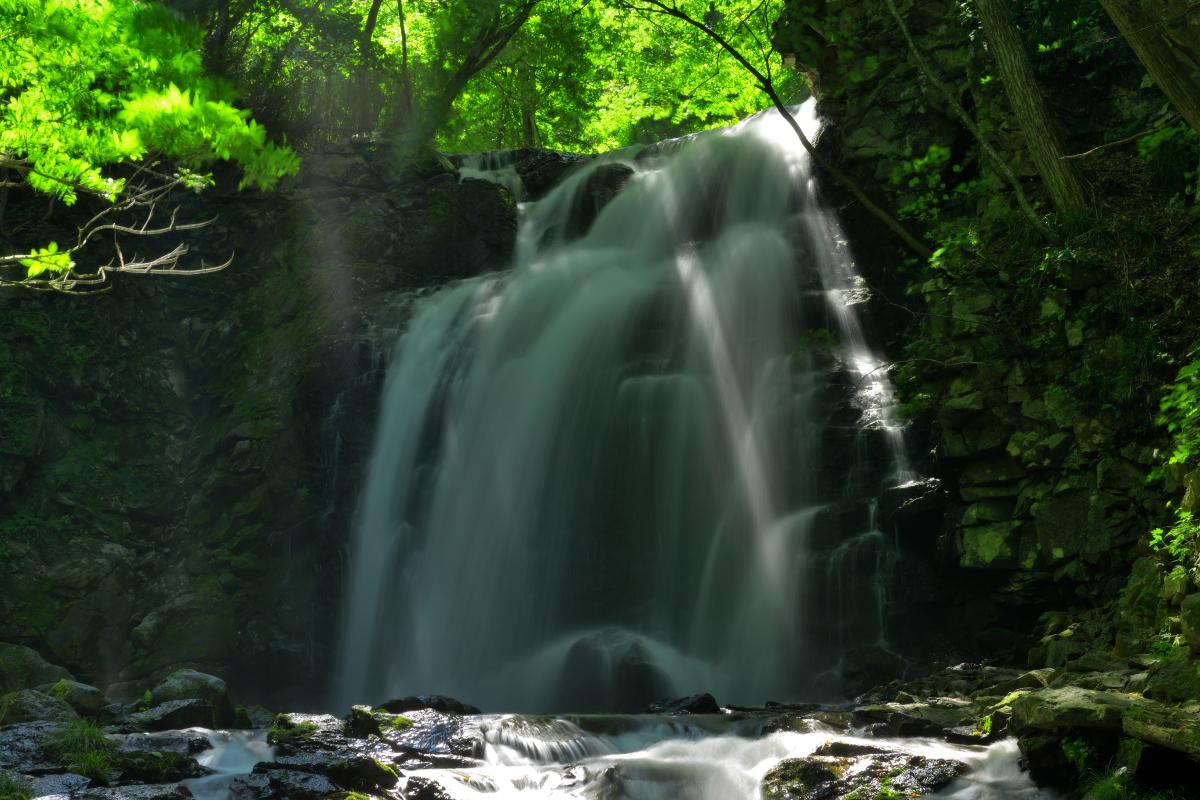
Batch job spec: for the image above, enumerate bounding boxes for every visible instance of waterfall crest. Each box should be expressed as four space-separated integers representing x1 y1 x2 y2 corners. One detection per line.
336 101 909 712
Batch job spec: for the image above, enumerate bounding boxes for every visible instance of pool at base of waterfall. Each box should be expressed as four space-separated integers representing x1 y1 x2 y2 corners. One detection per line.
184 712 1055 800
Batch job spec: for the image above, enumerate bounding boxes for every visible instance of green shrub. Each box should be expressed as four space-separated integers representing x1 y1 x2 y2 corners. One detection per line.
41 720 116 784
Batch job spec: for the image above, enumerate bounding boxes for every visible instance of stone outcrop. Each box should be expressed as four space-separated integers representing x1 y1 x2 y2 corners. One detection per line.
0 145 521 707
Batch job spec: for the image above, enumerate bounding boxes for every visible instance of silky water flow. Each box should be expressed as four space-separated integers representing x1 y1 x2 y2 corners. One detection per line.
338 102 914 714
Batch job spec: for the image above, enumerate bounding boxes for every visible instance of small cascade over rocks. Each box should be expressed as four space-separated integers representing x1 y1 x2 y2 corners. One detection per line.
337 101 912 713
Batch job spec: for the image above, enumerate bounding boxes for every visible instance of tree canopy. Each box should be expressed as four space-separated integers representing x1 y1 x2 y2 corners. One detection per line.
1 0 299 290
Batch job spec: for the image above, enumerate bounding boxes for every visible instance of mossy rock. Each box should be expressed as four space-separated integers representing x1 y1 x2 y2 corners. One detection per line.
0 644 71 694
149 669 236 728
37 680 105 716
0 689 79 725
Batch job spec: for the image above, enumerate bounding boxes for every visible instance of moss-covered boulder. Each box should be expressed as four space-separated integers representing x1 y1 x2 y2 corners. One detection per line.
0 644 71 694
0 689 79 725
1122 701 1200 761
760 747 965 800
149 669 236 728
37 680 106 717
1010 687 1135 734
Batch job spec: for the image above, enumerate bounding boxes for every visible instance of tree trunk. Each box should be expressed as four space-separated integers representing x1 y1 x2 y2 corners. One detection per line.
975 0 1088 215
1100 0 1200 136
519 62 538 147
357 0 385 132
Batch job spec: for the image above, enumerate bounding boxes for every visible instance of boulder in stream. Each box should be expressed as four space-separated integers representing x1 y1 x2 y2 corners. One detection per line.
646 693 721 715
148 669 237 728
761 745 966 800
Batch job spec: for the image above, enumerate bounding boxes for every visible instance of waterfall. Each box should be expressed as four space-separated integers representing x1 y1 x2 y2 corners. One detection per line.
335 101 910 712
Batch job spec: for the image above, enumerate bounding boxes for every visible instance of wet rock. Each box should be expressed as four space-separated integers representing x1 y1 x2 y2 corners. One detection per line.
148 669 237 728
120 730 212 757
507 149 590 200
30 771 91 796
877 477 948 537
842 645 907 696
810 740 887 758
250 767 341 798
554 630 673 712
229 773 274 799
1010 687 1136 733
35 680 107 717
266 713 347 752
761 748 965 799
268 751 399 792
761 759 838 797
130 699 215 731
0 721 63 772
383 708 483 759
646 693 721 715
70 785 195 799
378 695 481 716
114 750 209 783
0 643 72 693
562 163 635 240
854 697 975 737
0 688 80 724
404 775 454 800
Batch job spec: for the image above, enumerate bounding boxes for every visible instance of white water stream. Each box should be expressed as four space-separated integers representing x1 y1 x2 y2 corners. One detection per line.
413 725 1051 800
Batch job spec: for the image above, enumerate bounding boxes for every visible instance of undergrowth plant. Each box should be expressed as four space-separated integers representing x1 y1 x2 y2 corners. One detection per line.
0 771 32 800
41 720 116 784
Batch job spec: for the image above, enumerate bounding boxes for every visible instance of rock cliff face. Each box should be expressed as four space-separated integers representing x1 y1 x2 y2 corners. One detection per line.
776 0 1197 664
0 143 519 706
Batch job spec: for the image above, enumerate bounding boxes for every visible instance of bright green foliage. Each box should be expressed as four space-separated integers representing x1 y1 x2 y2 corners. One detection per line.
1150 509 1200 565
1 0 297 200
1 0 298 285
217 0 791 152
890 145 983 224
444 0 796 152
1157 350 1200 467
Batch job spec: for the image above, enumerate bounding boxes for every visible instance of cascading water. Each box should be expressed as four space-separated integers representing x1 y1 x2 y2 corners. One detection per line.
336 101 911 712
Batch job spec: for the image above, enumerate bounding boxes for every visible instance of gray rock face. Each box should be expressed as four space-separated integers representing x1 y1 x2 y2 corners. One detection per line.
0 644 72 693
0 143 522 707
0 688 80 724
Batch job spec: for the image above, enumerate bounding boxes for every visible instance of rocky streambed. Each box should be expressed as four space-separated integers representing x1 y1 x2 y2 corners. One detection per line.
4 640 1200 798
